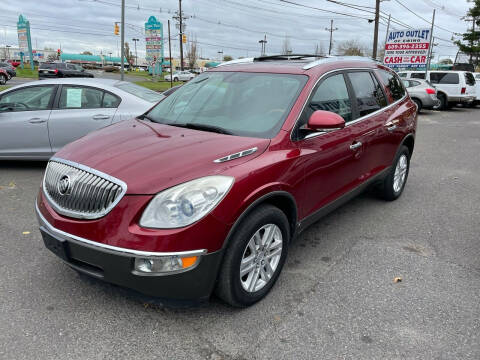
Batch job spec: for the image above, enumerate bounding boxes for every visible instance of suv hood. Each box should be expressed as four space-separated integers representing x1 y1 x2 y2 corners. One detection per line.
55 119 270 194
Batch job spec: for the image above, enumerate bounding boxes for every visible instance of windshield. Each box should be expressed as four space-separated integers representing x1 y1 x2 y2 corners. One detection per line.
145 71 307 138
115 82 164 103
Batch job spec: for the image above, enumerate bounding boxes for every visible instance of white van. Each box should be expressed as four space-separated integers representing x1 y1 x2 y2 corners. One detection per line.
474 73 480 106
397 70 476 109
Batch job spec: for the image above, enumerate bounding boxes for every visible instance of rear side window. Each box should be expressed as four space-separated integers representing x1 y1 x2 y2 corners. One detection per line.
308 73 352 123
59 86 104 109
398 72 407 78
409 80 421 87
465 73 475 86
378 70 405 102
430 72 459 84
348 71 387 117
102 92 121 108
411 73 426 79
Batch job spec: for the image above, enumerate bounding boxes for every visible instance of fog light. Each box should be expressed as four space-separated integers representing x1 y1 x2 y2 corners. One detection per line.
133 255 199 274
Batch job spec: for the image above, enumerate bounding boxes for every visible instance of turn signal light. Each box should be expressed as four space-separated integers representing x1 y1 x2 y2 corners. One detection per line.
425 88 435 94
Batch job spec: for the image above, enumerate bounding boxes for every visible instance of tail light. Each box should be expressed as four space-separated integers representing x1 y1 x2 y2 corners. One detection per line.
54 69 58 74
461 87 466 94
425 88 436 94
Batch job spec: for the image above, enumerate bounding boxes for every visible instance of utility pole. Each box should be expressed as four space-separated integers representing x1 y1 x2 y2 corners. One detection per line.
372 0 380 60
383 14 391 61
325 20 338 55
425 9 435 79
120 0 125 80
258 34 267 56
168 20 173 88
173 0 187 71
132 38 139 68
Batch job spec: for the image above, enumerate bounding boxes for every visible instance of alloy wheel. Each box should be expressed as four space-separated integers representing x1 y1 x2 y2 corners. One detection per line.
240 224 283 293
393 154 408 193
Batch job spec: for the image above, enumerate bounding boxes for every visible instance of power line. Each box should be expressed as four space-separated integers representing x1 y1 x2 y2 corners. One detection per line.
393 0 461 35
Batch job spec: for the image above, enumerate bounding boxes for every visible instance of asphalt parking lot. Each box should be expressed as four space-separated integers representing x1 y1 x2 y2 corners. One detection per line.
1 108 479 359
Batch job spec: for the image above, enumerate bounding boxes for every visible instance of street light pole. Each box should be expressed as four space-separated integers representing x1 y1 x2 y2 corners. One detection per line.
132 38 139 68
120 0 125 80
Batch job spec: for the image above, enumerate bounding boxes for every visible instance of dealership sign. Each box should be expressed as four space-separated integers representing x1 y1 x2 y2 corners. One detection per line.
17 14 35 70
145 16 163 74
383 28 431 69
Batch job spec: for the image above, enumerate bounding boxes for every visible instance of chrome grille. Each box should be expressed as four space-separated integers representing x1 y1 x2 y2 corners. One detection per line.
43 158 127 219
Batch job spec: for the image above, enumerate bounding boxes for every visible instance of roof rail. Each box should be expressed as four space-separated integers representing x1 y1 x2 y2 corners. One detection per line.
216 58 254 67
254 54 323 62
303 56 380 70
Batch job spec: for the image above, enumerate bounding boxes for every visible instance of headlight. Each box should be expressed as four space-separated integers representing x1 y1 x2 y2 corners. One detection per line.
139 176 234 229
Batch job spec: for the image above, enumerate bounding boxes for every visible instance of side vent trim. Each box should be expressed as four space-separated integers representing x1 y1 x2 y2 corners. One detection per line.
214 147 258 163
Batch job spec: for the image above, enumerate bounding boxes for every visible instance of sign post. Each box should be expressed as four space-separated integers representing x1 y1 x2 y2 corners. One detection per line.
145 16 164 76
383 28 432 71
17 15 35 71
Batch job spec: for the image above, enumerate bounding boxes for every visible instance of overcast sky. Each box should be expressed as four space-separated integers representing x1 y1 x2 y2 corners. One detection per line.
1 0 473 61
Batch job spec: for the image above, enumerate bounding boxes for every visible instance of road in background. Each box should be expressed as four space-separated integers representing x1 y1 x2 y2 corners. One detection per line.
0 108 479 359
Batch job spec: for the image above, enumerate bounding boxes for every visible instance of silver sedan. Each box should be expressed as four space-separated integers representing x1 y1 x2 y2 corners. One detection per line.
0 78 164 160
402 79 440 112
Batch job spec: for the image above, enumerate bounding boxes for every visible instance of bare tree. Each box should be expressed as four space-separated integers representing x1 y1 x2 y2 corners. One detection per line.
281 36 292 55
336 39 366 56
187 38 198 70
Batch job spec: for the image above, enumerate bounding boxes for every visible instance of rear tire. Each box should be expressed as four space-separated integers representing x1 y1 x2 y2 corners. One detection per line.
412 98 422 113
379 145 410 201
173 77 178 82
215 204 290 307
435 93 447 110
0 74 6 85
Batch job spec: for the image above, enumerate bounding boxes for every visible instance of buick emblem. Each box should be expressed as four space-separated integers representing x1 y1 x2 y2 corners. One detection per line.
58 175 72 196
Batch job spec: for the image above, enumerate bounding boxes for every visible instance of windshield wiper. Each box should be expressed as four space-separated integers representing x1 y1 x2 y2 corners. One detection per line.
173 123 233 135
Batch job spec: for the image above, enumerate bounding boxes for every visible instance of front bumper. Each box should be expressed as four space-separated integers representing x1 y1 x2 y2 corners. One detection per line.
448 95 475 103
36 203 224 301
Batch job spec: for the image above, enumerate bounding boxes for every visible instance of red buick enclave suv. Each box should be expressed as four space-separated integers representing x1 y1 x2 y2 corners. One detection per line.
36 55 417 307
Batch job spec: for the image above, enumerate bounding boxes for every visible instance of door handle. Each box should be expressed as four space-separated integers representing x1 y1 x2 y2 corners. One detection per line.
28 118 46 124
385 119 399 132
349 141 362 150
386 124 397 132
92 114 110 120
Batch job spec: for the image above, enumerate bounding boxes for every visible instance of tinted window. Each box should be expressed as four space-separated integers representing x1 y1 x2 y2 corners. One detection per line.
302 73 352 125
398 72 407 78
465 73 475 86
378 70 405 101
0 86 54 112
348 72 387 117
411 73 426 79
430 72 459 84
146 72 308 139
102 92 121 108
59 86 103 109
409 80 421 87
475 74 480 80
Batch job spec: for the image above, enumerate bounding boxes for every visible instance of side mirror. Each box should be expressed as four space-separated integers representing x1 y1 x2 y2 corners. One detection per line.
307 110 345 131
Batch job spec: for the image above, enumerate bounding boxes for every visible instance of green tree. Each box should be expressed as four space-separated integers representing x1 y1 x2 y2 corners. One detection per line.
223 55 233 61
81 51 93 55
455 0 480 64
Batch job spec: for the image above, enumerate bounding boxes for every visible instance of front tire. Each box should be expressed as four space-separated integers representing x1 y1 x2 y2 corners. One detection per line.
434 93 447 110
379 145 410 201
0 74 6 85
173 77 178 82
215 204 290 307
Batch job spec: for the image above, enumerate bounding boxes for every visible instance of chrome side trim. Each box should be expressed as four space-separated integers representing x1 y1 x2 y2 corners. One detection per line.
42 157 127 220
213 147 258 163
291 67 407 141
35 201 207 258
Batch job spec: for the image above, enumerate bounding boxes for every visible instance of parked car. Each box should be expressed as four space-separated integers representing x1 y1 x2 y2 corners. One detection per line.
0 62 17 78
38 62 95 79
165 70 196 82
0 78 164 159
402 79 440 112
397 70 476 110
7 60 20 67
36 55 417 307
0 68 9 85
474 73 480 106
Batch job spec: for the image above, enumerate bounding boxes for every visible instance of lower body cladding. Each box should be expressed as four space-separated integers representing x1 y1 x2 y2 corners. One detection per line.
36 206 224 301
